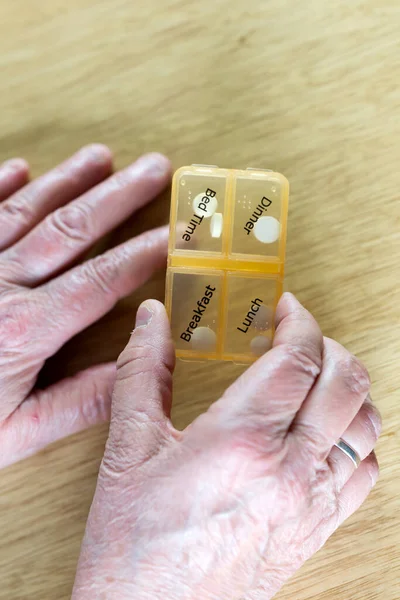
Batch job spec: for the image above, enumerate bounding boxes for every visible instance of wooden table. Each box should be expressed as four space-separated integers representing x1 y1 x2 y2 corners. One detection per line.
0 1 399 598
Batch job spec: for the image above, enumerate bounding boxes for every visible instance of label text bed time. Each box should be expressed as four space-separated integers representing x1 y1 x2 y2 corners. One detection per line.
182 188 217 242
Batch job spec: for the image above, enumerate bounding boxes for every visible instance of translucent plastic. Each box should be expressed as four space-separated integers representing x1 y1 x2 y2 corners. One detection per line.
224 274 278 358
165 165 289 363
172 168 229 254
168 270 222 356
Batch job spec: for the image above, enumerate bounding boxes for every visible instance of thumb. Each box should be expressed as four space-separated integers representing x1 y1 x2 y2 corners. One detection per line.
103 299 177 474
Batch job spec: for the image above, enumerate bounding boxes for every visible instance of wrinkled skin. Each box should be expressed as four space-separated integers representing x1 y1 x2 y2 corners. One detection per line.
73 297 381 600
0 149 381 599
0 146 171 466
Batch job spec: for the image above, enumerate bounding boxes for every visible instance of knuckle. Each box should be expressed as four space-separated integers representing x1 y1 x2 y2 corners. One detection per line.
282 442 338 520
292 422 330 464
279 343 322 379
0 295 35 351
81 253 120 296
1 191 35 226
0 253 25 285
47 204 93 245
116 340 174 402
335 354 371 397
117 339 158 371
118 340 170 384
100 445 132 479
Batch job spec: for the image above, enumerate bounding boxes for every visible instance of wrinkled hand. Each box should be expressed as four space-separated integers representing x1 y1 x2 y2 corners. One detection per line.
0 147 171 468
73 294 381 600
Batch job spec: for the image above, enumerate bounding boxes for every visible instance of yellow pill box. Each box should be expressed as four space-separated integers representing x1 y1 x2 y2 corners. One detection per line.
165 165 289 363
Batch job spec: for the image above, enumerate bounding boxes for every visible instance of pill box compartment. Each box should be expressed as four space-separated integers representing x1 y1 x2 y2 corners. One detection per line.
166 269 282 362
166 269 223 358
170 167 229 255
229 172 288 261
223 273 281 361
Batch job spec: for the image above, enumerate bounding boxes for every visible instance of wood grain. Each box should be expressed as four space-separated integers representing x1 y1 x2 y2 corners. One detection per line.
0 0 399 598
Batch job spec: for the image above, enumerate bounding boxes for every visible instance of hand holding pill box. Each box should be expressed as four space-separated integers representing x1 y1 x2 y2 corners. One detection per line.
165 165 289 363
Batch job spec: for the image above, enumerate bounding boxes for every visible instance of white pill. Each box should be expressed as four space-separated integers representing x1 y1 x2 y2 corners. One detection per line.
191 327 217 352
192 192 218 218
253 216 280 244
250 335 272 356
210 213 223 238
252 304 273 331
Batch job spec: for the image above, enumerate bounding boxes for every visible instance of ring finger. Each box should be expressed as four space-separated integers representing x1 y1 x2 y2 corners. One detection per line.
290 337 372 463
328 396 381 490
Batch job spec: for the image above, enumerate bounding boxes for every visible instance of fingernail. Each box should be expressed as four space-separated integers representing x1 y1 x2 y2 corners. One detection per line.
368 455 380 486
136 153 171 176
368 412 382 439
135 303 153 328
87 144 112 164
2 158 28 172
281 292 302 309
369 466 379 487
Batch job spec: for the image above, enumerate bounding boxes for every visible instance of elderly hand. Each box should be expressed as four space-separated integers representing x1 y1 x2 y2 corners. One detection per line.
0 146 171 468
73 294 381 600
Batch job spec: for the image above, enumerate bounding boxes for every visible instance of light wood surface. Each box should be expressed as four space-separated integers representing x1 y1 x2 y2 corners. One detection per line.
1 1 399 598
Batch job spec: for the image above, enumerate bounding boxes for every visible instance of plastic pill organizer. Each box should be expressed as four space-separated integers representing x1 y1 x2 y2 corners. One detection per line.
165 165 289 363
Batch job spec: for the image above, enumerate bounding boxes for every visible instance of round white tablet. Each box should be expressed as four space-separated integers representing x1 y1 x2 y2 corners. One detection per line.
250 335 272 356
192 192 218 219
210 213 223 238
253 216 280 244
191 327 217 352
